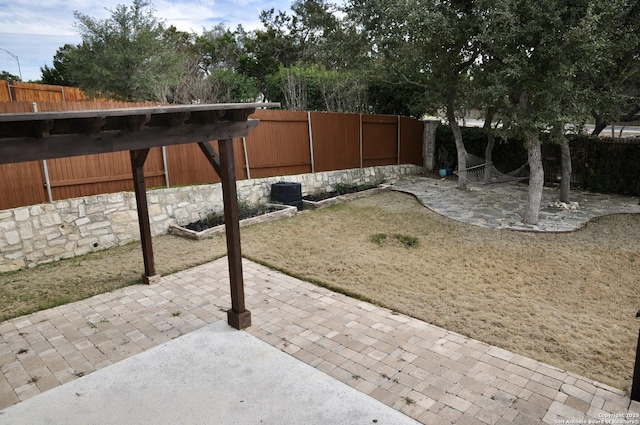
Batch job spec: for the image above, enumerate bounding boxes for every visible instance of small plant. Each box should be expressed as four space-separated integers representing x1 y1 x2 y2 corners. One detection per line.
370 233 419 248
171 310 181 317
370 233 388 246
351 374 361 380
393 234 419 248
186 202 279 232
403 396 415 405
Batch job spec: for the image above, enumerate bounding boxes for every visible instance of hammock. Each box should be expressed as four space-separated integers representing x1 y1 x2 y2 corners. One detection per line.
454 153 529 185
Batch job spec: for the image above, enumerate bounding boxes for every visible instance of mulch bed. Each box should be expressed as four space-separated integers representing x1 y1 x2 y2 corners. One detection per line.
185 203 279 232
303 183 378 202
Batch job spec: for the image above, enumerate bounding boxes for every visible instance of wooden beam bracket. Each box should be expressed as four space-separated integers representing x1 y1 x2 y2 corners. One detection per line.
83 116 107 135
223 108 255 122
126 114 151 132
166 112 190 128
197 141 222 177
33 120 54 138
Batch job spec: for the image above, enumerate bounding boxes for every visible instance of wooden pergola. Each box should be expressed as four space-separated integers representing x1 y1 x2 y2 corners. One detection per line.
0 103 278 330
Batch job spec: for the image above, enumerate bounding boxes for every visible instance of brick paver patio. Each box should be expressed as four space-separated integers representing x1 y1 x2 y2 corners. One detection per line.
1 257 639 424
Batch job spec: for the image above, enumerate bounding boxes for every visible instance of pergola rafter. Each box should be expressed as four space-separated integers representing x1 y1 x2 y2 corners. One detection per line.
0 102 278 330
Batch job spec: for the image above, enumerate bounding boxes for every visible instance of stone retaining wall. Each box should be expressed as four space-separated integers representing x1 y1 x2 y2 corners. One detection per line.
0 164 422 272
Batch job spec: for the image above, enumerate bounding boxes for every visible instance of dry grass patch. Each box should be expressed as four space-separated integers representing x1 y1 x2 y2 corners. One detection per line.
0 235 228 322
240 192 640 392
0 190 638 392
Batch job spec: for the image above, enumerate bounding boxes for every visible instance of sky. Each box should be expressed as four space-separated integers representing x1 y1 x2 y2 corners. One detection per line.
0 0 293 82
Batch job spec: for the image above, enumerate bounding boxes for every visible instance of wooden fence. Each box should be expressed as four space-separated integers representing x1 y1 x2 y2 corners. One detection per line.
0 100 424 210
0 80 87 103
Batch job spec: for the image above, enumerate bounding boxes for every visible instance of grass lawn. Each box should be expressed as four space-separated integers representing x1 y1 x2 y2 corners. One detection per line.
1 191 639 392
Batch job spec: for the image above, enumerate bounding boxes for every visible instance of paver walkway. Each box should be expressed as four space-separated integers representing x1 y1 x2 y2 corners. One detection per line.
393 176 640 232
1 258 638 424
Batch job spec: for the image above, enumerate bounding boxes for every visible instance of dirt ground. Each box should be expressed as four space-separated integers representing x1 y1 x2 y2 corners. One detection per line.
1 190 639 392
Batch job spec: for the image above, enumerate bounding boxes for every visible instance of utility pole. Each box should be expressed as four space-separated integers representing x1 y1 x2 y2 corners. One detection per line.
0 47 23 81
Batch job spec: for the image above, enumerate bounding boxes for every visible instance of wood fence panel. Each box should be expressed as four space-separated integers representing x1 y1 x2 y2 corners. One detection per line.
0 81 88 102
362 114 398 167
0 162 47 209
165 138 247 187
244 110 311 178
0 82 10 103
48 148 165 200
399 117 424 166
166 144 219 186
310 111 360 172
0 100 155 114
0 89 425 208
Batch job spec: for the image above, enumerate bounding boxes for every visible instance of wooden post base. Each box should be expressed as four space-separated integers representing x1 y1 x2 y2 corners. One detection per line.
142 274 162 285
227 309 251 330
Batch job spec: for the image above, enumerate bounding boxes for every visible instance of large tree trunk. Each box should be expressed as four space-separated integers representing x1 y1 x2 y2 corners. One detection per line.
446 101 467 190
483 109 495 184
523 132 544 225
591 113 607 136
559 137 572 203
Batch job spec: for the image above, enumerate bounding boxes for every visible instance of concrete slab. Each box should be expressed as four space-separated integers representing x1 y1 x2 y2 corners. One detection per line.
0 320 419 425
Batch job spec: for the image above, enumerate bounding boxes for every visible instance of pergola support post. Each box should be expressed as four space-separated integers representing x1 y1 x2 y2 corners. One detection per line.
130 148 160 285
218 138 251 329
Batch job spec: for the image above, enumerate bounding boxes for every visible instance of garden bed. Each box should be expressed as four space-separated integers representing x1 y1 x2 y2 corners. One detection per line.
302 183 390 210
169 203 297 240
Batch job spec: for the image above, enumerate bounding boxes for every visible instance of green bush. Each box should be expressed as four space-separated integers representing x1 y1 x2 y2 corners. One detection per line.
435 125 640 196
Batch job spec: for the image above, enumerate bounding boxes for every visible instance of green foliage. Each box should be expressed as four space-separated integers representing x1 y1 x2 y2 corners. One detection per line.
208 69 259 103
40 44 77 86
370 233 388 246
573 137 640 196
435 126 528 172
0 70 20 81
266 64 369 112
393 234 419 249
67 0 184 101
369 232 419 248
436 125 640 196
199 202 279 229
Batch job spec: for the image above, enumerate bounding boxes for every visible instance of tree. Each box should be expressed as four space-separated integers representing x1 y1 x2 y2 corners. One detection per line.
477 0 605 224
346 0 483 189
584 1 640 135
40 44 77 86
0 71 20 81
266 64 369 112
67 0 183 101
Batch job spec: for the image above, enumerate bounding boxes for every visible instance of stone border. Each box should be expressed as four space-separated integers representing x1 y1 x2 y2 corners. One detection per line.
168 204 297 240
0 164 423 272
302 185 391 210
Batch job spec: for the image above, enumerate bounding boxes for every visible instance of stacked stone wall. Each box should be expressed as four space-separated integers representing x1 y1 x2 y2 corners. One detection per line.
0 165 422 272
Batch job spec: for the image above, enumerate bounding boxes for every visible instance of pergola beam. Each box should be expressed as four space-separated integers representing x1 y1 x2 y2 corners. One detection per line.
0 119 259 165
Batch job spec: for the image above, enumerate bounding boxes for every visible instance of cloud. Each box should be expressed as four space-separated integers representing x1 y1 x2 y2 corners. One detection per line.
1 0 293 81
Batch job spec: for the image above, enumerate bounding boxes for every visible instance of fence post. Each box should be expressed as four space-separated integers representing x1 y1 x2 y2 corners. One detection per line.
31 102 54 203
359 114 363 169
161 146 170 188
307 111 315 173
242 137 251 179
632 309 640 401
397 116 401 165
